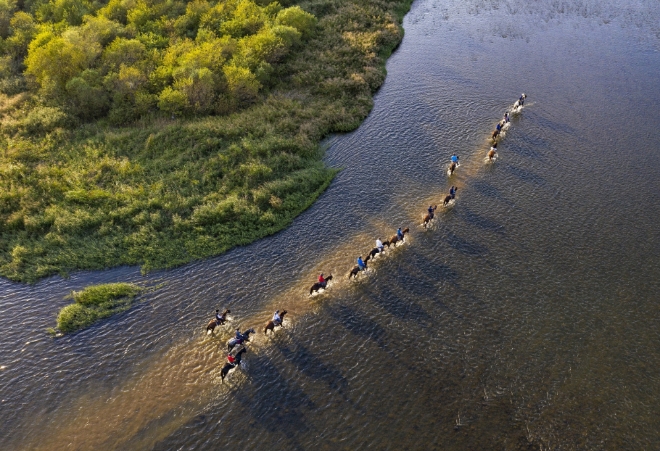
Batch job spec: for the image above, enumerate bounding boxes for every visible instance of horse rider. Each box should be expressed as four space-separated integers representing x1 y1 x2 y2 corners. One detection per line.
427 205 435 220
450 186 457 199
496 122 502 132
503 112 510 123
272 310 282 326
318 273 326 287
519 93 525 105
357 256 366 271
397 228 404 241
376 238 384 252
215 309 225 323
234 328 247 343
491 142 498 151
451 153 459 165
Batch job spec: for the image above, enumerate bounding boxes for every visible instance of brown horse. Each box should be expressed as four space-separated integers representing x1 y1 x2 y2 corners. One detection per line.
385 227 410 247
206 309 230 335
348 261 368 279
264 310 287 334
310 275 333 295
448 162 457 175
443 194 453 207
422 206 437 228
488 148 497 161
491 129 500 140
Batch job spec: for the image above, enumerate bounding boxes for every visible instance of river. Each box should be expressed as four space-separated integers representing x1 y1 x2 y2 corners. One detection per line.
2 0 660 449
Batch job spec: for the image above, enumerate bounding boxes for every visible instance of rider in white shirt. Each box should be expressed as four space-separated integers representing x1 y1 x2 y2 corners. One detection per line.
272 310 282 325
376 239 384 252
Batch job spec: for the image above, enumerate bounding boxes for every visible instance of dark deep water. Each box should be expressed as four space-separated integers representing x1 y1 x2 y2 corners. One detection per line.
2 0 660 449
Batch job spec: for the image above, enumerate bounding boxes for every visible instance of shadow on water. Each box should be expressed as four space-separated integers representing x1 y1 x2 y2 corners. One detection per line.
233 354 316 450
278 343 349 393
326 303 390 350
505 165 546 187
459 207 506 235
471 180 516 207
445 231 490 257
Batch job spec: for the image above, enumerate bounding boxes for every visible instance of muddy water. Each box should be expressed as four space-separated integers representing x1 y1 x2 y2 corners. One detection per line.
2 0 660 449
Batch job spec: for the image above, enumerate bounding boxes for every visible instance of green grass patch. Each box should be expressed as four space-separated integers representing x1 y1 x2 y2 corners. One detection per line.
55 282 142 334
0 0 413 283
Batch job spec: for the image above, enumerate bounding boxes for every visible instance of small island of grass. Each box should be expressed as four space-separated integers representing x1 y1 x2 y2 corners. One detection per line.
55 282 142 333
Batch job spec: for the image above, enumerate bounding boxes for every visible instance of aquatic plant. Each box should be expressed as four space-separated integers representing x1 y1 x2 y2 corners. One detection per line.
55 282 142 333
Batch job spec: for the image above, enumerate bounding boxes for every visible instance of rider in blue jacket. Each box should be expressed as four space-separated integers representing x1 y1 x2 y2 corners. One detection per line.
357 256 366 270
397 228 404 241
450 186 457 199
451 154 459 165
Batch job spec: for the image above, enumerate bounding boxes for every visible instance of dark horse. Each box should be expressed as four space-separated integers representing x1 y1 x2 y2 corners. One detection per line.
220 346 247 383
365 247 383 262
348 261 368 279
385 227 410 248
264 310 287 334
492 129 500 139
309 275 333 295
443 194 454 207
448 162 457 175
227 328 255 352
206 309 230 335
422 206 437 228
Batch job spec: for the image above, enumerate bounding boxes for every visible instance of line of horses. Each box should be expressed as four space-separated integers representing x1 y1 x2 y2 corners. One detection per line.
209 95 527 382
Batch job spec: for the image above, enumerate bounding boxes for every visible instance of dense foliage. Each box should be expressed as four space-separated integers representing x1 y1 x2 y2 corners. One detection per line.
55 282 141 332
0 0 411 282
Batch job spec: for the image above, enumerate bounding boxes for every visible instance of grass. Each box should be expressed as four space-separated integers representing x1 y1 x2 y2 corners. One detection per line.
55 282 142 333
0 0 414 283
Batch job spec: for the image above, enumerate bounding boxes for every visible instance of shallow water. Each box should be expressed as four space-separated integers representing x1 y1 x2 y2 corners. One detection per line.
2 0 660 449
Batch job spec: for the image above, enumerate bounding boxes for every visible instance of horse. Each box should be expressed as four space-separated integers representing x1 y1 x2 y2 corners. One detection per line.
448 162 457 175
309 275 333 295
443 194 455 207
227 328 255 352
206 309 230 335
487 148 497 161
491 129 500 140
348 261 368 279
365 247 383 262
220 346 247 383
422 206 437 228
385 227 410 247
512 93 527 111
264 310 287 334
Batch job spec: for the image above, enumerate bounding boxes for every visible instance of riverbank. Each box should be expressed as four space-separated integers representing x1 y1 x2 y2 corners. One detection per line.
0 0 413 283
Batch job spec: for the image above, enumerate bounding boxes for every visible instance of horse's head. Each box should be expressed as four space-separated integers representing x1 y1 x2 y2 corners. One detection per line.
245 328 255 337
402 227 410 235
326 274 333 281
224 309 231 315
281 310 288 319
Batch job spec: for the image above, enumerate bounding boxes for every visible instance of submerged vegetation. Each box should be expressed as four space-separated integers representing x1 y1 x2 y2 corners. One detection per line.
55 282 142 333
0 0 413 282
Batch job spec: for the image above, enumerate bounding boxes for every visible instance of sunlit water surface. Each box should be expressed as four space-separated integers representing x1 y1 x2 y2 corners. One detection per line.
2 0 660 449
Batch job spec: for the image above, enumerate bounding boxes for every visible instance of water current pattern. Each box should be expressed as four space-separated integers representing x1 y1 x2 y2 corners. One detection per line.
2 0 660 449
